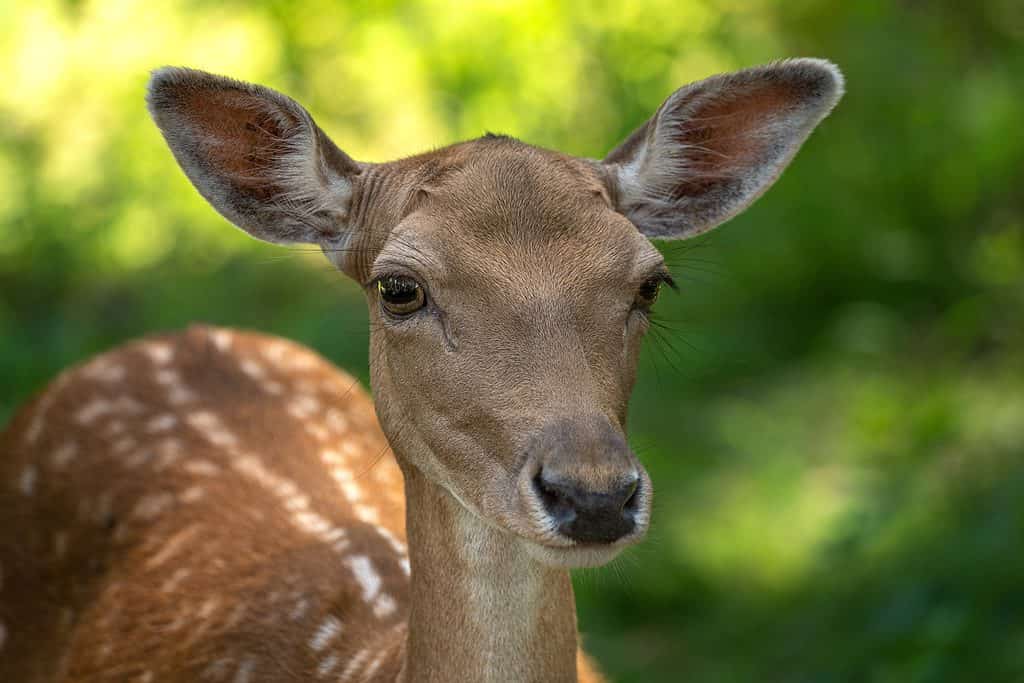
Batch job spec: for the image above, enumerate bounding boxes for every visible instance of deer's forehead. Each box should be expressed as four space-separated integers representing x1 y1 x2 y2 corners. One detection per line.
374 144 658 289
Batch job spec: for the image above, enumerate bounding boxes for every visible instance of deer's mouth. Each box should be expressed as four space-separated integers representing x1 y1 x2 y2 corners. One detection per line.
520 533 647 569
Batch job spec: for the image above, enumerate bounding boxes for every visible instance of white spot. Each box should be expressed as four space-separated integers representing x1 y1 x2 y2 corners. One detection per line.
146 526 200 569
168 386 197 405
262 380 284 395
305 423 329 441
373 525 407 557
287 352 318 371
339 648 371 682
23 375 69 445
136 671 154 683
310 615 343 651
201 657 232 681
132 493 174 521
341 480 361 502
239 359 266 380
262 342 289 364
181 486 206 503
399 558 411 576
113 436 138 454
116 396 145 414
124 450 154 469
154 439 185 471
188 411 238 447
226 603 248 628
290 597 311 621
184 460 221 477
346 555 381 603
295 378 318 394
75 398 114 425
165 613 189 632
232 454 349 555
155 369 178 385
156 368 197 404
294 511 332 536
18 466 37 496
104 365 128 382
143 342 174 365
363 649 390 680
326 409 349 434
354 504 380 525
287 395 321 421
83 359 126 383
209 329 233 352
145 414 178 433
24 415 45 445
161 567 190 593
317 652 341 678
103 419 127 437
373 594 397 619
199 597 220 619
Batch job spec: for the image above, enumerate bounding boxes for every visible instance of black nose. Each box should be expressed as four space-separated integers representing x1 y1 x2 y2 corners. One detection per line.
533 470 639 544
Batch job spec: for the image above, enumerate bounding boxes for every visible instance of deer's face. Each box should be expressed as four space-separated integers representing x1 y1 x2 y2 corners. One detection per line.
361 144 663 566
148 60 843 568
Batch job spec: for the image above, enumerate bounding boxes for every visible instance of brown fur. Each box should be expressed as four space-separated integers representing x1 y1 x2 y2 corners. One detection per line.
0 326 605 682
1 60 843 681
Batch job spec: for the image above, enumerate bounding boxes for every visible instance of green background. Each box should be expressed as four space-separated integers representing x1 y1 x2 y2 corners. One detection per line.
2 1 1023 680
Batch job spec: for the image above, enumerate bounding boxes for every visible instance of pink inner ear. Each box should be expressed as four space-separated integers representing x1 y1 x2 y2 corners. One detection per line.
666 81 798 199
178 88 299 200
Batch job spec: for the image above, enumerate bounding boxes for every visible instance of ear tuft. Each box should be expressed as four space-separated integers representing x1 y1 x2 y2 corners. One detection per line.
147 67 360 246
605 59 844 240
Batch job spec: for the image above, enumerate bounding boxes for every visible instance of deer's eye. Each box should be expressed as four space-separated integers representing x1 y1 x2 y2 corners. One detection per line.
378 275 426 316
635 277 662 309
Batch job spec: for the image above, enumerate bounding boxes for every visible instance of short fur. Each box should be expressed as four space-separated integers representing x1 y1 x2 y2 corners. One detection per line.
1 60 842 681
605 58 844 238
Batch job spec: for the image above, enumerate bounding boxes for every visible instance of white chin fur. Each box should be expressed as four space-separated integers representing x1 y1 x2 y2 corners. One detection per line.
520 538 631 569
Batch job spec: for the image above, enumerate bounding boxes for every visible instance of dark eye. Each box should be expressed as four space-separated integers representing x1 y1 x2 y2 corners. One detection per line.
377 275 426 316
635 277 662 309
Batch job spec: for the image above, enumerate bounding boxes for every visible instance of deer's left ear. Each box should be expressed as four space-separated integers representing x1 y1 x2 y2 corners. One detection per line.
147 67 361 247
603 59 844 240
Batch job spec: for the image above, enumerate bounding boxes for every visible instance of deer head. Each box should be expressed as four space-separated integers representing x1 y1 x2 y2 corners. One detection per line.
147 59 843 570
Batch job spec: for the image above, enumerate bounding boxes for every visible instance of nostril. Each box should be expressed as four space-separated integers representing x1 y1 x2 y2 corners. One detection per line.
621 479 640 513
532 470 557 508
532 470 576 525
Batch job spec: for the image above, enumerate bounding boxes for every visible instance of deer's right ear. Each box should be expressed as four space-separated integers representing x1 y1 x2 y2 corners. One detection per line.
603 59 844 241
147 67 360 247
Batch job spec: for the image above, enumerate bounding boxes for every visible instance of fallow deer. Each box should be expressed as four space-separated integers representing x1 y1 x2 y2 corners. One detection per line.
0 59 843 682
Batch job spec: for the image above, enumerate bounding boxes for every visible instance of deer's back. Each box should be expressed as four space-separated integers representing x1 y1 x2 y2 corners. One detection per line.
0 325 409 682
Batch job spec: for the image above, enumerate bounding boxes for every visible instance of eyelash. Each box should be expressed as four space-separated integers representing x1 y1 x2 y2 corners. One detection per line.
633 273 675 311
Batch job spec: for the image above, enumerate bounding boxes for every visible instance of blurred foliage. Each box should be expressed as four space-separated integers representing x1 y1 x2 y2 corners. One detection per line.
2 1 1023 681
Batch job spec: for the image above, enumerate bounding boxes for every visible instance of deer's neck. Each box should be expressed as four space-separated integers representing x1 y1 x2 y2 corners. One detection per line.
398 467 579 683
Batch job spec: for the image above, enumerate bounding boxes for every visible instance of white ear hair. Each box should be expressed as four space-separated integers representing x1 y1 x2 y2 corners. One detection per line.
147 67 361 246
605 59 844 240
